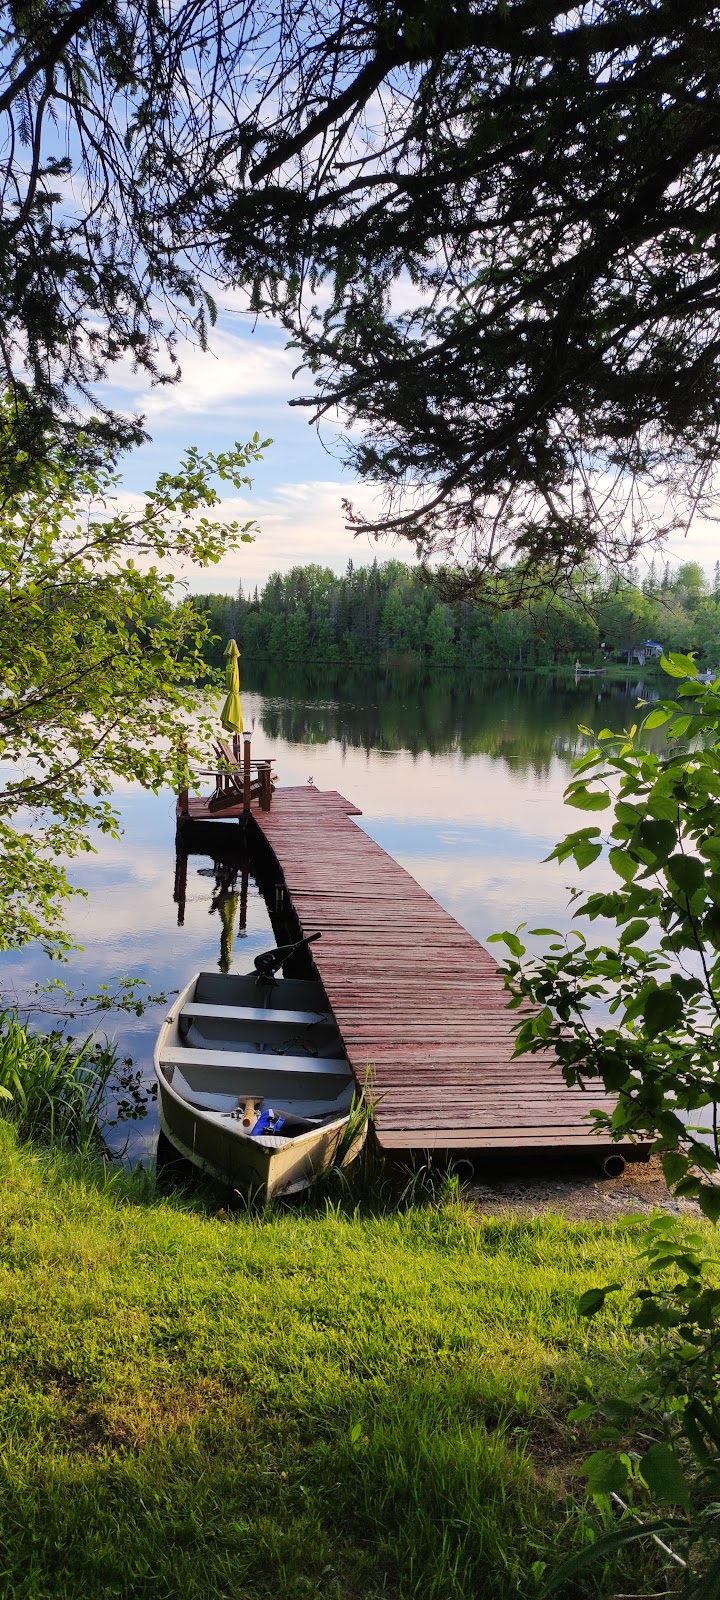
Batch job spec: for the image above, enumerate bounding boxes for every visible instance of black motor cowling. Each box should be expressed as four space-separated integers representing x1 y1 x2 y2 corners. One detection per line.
254 930 321 980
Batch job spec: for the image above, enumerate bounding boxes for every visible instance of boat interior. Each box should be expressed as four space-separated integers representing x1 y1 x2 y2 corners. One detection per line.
158 970 354 1138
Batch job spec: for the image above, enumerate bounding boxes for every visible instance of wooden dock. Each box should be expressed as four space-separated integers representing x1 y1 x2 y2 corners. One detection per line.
248 784 621 1156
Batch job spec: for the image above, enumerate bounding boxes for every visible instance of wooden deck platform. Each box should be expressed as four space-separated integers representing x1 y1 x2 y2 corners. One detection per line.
182 795 247 820
250 785 621 1156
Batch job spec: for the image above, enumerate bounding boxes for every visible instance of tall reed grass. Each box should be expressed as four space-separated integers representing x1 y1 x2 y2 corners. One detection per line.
0 1012 116 1151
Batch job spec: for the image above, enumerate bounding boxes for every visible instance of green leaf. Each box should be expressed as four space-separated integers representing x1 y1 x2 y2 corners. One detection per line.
581 1450 629 1495
697 1185 720 1223
643 706 673 729
662 1151 689 1187
577 1284 622 1317
685 1398 720 1452
702 906 720 947
567 1401 594 1422
487 931 525 957
599 1396 636 1426
618 919 650 946
639 1443 690 1507
616 802 643 825
667 854 705 896
546 826 602 864
661 652 698 678
565 786 611 811
666 713 695 741
643 987 684 1038
670 973 703 999
574 839 603 868
608 847 638 884
637 819 677 861
648 789 681 821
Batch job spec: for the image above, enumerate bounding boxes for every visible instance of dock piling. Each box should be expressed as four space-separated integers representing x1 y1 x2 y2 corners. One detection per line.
243 734 251 811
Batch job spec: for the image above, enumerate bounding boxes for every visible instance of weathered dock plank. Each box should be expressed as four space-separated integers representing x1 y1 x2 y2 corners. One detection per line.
252 785 621 1156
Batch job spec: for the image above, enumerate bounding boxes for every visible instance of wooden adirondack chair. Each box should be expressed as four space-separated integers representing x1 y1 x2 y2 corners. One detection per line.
206 738 275 811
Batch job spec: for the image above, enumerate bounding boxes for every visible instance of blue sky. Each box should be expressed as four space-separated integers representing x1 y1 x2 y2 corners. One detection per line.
95 295 719 597
95 299 389 596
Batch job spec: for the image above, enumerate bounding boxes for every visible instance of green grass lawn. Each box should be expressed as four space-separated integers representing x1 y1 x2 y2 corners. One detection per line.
0 1125 667 1600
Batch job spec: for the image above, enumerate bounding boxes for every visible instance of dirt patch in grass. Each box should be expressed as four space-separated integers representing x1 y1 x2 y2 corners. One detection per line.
466 1152 699 1221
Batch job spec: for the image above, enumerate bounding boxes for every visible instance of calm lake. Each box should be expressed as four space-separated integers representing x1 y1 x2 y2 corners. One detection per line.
0 666 648 1161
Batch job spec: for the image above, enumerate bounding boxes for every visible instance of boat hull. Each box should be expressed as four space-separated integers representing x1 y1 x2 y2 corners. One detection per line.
154 970 366 1201
157 1080 364 1200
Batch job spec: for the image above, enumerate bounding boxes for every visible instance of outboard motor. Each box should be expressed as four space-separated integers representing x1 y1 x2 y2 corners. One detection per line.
254 931 321 982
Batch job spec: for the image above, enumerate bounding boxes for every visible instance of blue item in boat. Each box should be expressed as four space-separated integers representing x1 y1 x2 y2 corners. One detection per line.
250 1109 285 1138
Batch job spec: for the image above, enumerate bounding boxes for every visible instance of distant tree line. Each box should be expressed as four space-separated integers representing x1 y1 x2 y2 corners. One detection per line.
191 559 720 671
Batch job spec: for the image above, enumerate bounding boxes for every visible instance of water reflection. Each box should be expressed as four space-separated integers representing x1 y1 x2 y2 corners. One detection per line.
175 846 251 972
0 799 276 1162
249 662 649 773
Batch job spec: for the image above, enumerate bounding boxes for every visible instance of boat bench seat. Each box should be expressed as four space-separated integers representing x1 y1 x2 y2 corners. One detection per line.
179 1002 332 1027
160 1046 351 1077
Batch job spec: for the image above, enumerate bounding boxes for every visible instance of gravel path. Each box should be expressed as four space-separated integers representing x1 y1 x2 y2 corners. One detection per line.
465 1153 701 1222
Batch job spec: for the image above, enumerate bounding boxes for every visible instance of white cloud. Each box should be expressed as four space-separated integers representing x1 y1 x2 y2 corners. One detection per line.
92 302 720 587
96 477 399 592
183 479 396 591
83 302 300 425
662 518 720 570
133 328 297 417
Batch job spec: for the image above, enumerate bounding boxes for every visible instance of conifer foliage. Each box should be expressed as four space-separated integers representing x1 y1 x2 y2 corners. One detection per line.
3 1 720 597
218 0 720 591
194 559 720 670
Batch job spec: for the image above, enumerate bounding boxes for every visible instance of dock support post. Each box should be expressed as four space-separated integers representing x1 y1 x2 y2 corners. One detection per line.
259 761 272 811
243 734 252 811
176 734 189 815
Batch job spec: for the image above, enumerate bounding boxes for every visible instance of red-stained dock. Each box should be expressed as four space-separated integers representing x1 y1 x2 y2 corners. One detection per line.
247 784 621 1156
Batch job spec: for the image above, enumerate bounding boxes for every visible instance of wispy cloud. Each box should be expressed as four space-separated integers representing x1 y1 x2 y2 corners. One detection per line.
92 306 720 584
187 478 393 592
105 478 394 592
109 327 299 417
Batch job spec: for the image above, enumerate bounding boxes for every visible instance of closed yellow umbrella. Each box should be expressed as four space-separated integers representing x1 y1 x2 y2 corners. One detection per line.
220 638 243 734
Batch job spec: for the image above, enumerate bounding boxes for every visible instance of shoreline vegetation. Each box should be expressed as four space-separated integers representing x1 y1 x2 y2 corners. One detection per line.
0 1120 679 1600
192 558 720 673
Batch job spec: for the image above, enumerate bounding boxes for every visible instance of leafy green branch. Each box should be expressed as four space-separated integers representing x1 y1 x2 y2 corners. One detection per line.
491 653 720 1594
0 394 270 955
491 653 720 1214
542 1216 720 1598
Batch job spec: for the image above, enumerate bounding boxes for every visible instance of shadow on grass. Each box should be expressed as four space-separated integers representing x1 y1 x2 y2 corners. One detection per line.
0 1355 601 1600
0 1122 653 1600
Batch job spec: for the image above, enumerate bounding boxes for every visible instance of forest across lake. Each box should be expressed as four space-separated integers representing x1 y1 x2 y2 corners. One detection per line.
191 557 720 671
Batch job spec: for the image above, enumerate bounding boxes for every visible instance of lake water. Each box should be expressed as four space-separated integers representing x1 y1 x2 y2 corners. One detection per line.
0 667 647 1161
